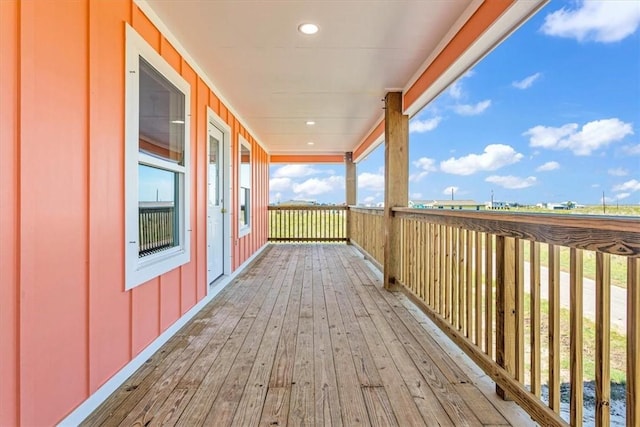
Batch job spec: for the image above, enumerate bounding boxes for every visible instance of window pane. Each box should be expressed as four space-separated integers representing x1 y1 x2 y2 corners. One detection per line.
138 164 178 257
240 187 250 227
139 57 185 165
240 143 251 188
209 135 220 206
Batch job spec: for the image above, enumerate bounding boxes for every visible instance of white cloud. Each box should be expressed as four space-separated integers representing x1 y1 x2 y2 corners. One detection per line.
411 192 423 199
623 144 640 155
410 172 429 182
448 81 464 100
292 176 344 196
413 157 437 171
440 144 523 175
608 167 629 177
536 161 560 172
442 186 459 196
512 72 542 89
485 175 537 189
448 70 475 100
615 192 631 200
410 157 437 181
541 1 640 43
410 116 442 133
269 177 292 192
363 196 376 204
612 179 640 193
524 118 634 155
453 100 491 116
358 172 385 192
272 164 319 178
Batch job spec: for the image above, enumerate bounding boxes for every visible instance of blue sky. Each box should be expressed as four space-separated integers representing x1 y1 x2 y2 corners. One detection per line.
270 0 640 206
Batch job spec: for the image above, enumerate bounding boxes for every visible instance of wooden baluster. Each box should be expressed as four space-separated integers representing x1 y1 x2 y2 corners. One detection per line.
530 241 541 398
435 224 441 313
595 252 610 427
495 236 516 400
459 227 464 328
628 257 640 427
485 233 493 358
419 221 425 300
475 232 482 346
548 244 561 413
466 230 473 339
426 224 436 308
570 248 583 426
515 238 525 383
458 229 466 334
452 227 459 329
444 226 451 322
440 225 447 316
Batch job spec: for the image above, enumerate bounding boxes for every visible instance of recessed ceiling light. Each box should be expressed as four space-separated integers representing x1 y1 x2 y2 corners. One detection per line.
306 120 315 126
307 141 315 145
170 120 185 124
298 23 319 35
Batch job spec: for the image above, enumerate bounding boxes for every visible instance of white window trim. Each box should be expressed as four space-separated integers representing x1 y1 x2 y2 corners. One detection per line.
238 135 251 237
125 24 191 290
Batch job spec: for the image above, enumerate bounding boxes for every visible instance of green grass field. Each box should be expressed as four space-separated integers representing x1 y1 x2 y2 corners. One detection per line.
511 204 640 217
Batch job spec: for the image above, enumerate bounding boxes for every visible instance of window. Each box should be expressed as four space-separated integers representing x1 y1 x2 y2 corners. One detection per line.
239 136 251 235
125 25 191 289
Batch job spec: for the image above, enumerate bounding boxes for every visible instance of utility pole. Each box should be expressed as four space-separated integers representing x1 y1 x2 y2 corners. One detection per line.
451 187 454 200
602 191 606 214
491 190 494 210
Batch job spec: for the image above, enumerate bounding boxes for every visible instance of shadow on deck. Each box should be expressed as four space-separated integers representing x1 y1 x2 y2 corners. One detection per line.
82 244 534 426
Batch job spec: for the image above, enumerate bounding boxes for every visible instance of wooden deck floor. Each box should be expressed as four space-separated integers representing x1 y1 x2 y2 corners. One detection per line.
82 244 533 426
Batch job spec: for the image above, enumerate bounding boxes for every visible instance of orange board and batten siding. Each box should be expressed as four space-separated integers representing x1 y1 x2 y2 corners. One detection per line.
0 1 268 425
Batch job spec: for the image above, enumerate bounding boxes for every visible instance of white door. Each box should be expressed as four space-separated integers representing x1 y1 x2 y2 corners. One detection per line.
207 124 225 284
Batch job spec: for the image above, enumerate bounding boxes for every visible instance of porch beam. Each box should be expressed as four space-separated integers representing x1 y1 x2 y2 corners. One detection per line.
383 92 408 290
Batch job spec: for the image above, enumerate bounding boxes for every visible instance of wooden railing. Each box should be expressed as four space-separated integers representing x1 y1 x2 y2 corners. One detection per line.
350 207 640 426
139 205 176 257
349 207 384 268
268 205 347 242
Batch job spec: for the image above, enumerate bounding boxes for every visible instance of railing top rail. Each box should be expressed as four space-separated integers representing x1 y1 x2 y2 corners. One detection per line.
348 206 384 214
392 207 640 257
268 205 347 211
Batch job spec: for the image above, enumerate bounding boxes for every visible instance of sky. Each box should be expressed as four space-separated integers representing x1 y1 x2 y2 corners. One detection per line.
269 0 640 206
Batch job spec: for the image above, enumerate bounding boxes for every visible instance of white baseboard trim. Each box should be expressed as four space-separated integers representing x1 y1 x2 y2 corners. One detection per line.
58 243 268 426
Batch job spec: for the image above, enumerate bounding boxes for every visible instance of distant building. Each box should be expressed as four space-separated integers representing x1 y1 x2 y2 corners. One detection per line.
410 199 485 211
278 199 318 206
486 200 510 210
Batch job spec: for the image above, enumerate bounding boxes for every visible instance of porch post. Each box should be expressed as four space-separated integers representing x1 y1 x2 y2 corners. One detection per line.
383 92 408 290
345 152 356 243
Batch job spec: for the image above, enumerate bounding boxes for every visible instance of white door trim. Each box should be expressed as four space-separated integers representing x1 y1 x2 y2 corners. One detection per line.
206 107 232 289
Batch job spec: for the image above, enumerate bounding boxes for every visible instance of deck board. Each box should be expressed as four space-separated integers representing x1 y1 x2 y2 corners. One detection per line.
83 244 531 426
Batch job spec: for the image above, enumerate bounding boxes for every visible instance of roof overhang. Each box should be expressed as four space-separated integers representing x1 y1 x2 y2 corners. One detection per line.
137 0 547 162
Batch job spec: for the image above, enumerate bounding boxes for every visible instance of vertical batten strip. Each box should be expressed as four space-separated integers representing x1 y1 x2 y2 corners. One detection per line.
595 252 610 427
628 257 640 427
548 244 561 413
570 248 584 426
530 241 541 397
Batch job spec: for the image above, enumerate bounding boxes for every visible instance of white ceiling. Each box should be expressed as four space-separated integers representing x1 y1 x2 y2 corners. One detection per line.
141 0 542 158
